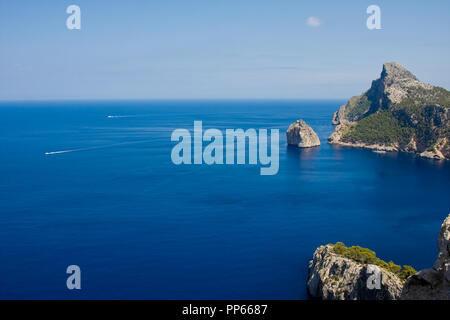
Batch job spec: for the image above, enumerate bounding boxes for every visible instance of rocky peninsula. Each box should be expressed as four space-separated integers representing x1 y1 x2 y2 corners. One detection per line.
307 214 450 300
329 62 450 160
286 120 320 148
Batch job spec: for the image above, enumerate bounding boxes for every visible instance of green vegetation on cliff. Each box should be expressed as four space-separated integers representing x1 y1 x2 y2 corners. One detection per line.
331 242 416 281
396 86 450 109
345 95 371 121
342 111 412 145
331 63 450 159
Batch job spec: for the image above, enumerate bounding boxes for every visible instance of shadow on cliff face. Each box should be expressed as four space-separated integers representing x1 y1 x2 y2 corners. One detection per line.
356 267 398 300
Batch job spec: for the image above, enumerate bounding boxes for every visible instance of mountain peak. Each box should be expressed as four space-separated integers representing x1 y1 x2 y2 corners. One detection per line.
381 62 418 81
329 62 450 160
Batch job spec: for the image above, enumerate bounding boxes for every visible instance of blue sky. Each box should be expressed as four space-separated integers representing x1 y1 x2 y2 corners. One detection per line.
1 0 449 100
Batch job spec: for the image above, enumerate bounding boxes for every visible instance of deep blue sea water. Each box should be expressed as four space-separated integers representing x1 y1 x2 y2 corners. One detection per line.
0 100 449 299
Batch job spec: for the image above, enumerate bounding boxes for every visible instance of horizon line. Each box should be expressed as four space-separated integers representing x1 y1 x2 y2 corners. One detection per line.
0 97 348 103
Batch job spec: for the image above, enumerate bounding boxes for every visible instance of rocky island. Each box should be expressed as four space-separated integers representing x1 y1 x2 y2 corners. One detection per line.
329 62 450 160
286 120 320 148
307 214 450 300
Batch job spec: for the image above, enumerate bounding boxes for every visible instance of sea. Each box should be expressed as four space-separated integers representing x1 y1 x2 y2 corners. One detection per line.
0 100 448 299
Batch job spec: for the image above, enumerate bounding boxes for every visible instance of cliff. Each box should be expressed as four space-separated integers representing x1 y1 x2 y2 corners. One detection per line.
286 120 320 148
401 215 450 300
329 62 450 160
307 244 406 300
307 214 450 300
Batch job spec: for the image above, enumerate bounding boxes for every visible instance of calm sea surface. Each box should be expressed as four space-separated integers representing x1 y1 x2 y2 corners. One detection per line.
0 100 449 299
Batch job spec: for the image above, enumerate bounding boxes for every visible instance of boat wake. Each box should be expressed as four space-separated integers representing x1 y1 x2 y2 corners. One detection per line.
44 140 152 156
45 146 100 155
45 150 78 155
107 115 145 118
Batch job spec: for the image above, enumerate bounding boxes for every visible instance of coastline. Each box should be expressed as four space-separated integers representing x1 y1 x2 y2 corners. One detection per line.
328 139 448 160
328 140 398 152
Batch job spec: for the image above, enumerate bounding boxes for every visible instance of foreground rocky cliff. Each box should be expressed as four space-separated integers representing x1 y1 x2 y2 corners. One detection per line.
307 245 404 300
329 62 450 160
307 214 450 300
402 215 450 299
286 120 320 148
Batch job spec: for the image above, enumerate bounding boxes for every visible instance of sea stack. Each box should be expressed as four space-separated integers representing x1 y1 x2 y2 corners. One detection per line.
286 120 320 148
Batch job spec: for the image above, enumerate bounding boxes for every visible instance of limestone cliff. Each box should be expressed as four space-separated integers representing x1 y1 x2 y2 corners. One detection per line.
286 120 320 148
307 245 404 300
329 62 450 160
401 215 450 300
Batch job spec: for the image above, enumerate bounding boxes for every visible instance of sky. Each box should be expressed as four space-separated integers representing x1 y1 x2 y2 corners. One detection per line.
1 0 450 100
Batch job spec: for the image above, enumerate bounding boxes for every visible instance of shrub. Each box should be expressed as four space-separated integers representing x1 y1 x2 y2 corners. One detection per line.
342 111 412 145
346 95 371 121
331 242 416 281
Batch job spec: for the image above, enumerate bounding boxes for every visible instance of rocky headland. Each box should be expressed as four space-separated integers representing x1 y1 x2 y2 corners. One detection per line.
307 244 409 300
286 120 320 148
307 214 450 300
329 62 450 160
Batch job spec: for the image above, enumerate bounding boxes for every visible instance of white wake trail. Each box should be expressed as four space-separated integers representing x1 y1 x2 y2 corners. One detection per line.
107 114 154 119
45 150 76 155
44 140 153 156
44 146 100 155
